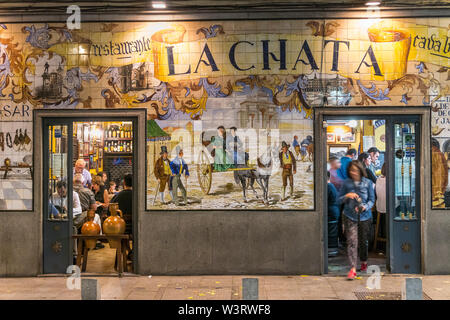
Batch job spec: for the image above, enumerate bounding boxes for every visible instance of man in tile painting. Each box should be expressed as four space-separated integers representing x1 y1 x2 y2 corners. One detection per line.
279 141 296 200
300 135 313 161
170 146 189 206
226 126 245 166
154 146 173 204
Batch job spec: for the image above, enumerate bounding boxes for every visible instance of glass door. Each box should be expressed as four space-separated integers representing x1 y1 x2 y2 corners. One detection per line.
388 117 421 273
43 120 73 273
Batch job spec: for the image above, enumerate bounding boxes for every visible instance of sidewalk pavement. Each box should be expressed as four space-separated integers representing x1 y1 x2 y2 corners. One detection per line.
0 274 449 300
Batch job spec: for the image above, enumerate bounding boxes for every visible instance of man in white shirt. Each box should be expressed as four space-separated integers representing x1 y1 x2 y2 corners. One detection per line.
52 180 83 220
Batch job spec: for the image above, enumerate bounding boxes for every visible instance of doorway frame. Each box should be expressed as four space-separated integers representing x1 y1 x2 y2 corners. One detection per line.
316 107 430 275
34 108 147 275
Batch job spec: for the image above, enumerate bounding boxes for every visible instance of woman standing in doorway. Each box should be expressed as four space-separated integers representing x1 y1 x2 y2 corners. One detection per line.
339 160 375 280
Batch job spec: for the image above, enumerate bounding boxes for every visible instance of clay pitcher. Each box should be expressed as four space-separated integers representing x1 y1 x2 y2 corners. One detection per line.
103 203 125 248
81 210 100 249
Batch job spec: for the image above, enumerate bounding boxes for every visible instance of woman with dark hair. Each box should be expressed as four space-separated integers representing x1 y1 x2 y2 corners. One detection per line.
338 160 375 280
92 175 109 219
357 152 377 184
97 171 109 189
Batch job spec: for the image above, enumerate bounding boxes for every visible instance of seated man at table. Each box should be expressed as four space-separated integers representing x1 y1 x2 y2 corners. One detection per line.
74 173 104 250
110 174 133 234
73 173 99 220
111 173 133 260
52 180 83 225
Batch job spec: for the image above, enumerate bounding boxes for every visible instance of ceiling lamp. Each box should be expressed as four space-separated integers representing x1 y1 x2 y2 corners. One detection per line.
365 1 381 5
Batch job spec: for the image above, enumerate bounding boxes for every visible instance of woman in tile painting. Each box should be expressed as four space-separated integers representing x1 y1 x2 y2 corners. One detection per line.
211 126 234 172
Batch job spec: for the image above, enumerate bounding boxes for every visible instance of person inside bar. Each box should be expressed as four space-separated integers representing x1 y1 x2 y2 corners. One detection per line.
97 171 110 190
367 147 380 176
73 159 92 188
92 175 109 220
111 174 133 234
327 171 339 257
110 173 133 260
357 152 377 184
338 148 357 180
52 180 82 223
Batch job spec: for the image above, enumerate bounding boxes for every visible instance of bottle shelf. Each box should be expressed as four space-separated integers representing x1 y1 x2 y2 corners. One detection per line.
104 138 133 141
104 152 133 156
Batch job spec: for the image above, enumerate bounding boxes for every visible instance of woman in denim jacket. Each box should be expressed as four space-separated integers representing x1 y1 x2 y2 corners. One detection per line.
338 160 375 280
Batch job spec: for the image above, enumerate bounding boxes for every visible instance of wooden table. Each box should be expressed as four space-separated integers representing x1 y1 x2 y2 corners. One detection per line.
72 234 130 277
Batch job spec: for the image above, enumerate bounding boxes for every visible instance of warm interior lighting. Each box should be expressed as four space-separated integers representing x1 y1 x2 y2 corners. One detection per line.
366 1 381 5
152 1 166 9
347 120 357 128
334 128 345 136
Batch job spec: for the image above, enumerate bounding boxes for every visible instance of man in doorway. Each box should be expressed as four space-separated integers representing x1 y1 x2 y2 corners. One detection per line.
279 141 296 200
170 146 189 206
338 148 357 180
367 147 380 176
154 146 172 204
73 159 92 188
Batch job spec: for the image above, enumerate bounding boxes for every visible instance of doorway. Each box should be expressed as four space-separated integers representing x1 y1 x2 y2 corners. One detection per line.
39 111 141 275
322 111 424 275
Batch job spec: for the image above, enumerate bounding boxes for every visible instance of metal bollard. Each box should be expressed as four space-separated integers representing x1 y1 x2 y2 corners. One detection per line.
402 277 423 300
242 278 258 300
81 278 101 300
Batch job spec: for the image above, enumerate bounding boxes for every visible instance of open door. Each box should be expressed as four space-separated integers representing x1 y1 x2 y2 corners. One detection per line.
43 119 74 274
387 116 421 273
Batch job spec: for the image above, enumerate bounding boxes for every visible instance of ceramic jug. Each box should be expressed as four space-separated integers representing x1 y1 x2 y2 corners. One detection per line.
81 210 100 249
103 203 126 248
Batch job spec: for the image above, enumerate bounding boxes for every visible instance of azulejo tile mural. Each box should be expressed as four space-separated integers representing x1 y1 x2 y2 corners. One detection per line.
0 18 449 210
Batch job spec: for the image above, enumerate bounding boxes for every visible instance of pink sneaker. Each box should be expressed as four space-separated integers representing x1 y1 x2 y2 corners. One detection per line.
347 269 357 280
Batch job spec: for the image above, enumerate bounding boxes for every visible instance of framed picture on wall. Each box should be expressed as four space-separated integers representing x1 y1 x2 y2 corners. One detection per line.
329 144 350 158
327 133 336 143
340 132 355 142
